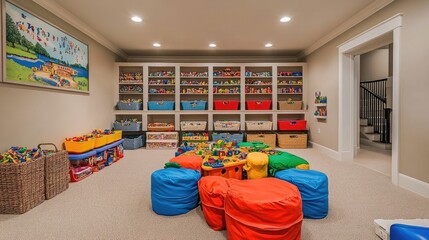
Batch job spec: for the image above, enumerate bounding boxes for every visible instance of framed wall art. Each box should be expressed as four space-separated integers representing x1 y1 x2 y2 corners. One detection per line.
3 1 89 92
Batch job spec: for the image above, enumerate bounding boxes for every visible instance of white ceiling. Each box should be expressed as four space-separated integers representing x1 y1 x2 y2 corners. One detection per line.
50 0 380 57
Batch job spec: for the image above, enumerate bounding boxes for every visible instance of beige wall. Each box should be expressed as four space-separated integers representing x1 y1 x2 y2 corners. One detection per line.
0 0 119 151
360 49 389 81
305 0 429 184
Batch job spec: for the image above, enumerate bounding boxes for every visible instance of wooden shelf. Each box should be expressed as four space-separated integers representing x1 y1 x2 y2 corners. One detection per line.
213 76 241 79
245 93 272 95
119 82 143 85
314 116 327 119
213 84 240 86
148 84 175 86
277 76 302 78
213 93 240 95
149 93 175 95
315 103 327 107
277 84 303 86
245 84 272 86
148 76 175 78
180 93 209 95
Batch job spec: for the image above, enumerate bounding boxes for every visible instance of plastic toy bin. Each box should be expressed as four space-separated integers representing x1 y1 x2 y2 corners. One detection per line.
214 100 240 110
123 135 144 149
106 130 122 144
64 138 95 154
212 133 244 143
94 135 108 148
148 101 175 110
181 101 207 110
278 120 307 131
117 102 142 110
246 100 272 110
113 122 142 132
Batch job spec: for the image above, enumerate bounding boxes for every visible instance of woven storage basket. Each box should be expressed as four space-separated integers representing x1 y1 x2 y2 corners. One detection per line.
0 157 45 214
245 121 273 131
214 121 240 131
246 133 276 149
180 121 207 131
277 133 308 149
39 143 70 200
278 101 302 110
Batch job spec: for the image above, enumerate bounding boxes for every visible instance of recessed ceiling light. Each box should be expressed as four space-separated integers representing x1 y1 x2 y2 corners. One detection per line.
265 43 273 48
131 16 142 22
280 16 291 23
209 43 217 48
153 43 161 47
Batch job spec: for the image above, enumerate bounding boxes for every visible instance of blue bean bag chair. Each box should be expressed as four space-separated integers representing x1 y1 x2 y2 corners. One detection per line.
151 168 201 216
391 224 429 240
275 168 328 219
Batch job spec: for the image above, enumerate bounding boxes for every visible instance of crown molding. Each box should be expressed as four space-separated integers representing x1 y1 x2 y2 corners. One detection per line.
32 0 127 59
297 0 394 59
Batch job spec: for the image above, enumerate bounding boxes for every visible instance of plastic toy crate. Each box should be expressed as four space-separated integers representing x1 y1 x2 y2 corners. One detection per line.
146 141 178 149
117 102 142 110
278 101 302 110
246 121 273 131
180 121 207 131
113 122 142 131
64 138 95 154
181 100 207 110
246 133 276 149
123 135 144 150
147 123 175 132
212 133 244 143
278 120 307 131
69 166 92 182
146 132 178 141
106 130 122 144
94 135 108 148
214 100 240 110
277 133 307 148
148 101 175 110
246 100 272 110
214 121 240 131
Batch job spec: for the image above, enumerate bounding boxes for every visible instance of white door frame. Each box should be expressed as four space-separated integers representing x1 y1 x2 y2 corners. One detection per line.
338 14 402 185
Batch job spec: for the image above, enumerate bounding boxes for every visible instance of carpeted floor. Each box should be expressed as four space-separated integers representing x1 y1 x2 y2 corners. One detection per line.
1 147 428 240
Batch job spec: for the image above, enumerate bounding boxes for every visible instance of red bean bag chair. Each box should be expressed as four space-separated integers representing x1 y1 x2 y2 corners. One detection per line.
225 178 303 240
170 155 203 172
198 176 239 230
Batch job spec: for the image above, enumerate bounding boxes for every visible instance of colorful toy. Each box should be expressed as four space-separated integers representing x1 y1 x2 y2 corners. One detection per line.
149 79 175 85
164 162 181 168
119 85 143 93
149 71 175 77
0 147 43 164
180 71 208 77
119 72 143 82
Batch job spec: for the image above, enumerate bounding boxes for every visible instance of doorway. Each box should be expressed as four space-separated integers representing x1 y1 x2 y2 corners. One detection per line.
338 14 402 185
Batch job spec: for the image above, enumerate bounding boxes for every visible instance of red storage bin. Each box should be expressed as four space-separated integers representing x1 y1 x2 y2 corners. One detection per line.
278 120 307 131
214 100 240 110
246 100 272 110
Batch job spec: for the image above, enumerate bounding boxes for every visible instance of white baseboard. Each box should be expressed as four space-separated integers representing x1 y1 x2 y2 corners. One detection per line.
399 174 429 198
309 141 341 161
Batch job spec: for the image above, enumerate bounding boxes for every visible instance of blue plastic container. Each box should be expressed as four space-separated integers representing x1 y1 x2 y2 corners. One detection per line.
212 133 244 143
151 168 201 216
181 101 207 110
148 101 175 110
117 102 142 110
123 135 145 149
275 168 329 219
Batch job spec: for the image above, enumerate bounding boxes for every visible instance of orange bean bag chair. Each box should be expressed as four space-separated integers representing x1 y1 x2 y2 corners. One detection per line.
170 155 203 172
198 176 239 230
225 178 303 240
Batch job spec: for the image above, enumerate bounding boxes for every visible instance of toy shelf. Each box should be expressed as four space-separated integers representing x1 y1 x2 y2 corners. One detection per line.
114 63 307 132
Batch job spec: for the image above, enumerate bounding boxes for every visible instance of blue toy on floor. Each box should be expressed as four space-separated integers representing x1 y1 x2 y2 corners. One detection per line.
390 224 429 240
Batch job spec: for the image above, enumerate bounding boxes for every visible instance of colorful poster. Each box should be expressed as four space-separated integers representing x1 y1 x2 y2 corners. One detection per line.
4 1 89 92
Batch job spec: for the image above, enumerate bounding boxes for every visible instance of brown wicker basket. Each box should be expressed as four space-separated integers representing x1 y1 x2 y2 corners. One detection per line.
246 133 276 149
278 101 303 110
39 143 70 200
0 156 45 214
277 133 308 148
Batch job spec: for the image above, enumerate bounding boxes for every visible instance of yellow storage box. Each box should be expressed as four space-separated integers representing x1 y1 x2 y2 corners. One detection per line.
94 135 108 148
64 138 95 153
244 152 269 179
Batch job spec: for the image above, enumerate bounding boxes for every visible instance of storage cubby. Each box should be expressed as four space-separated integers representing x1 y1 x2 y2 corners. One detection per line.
119 66 143 83
147 114 175 131
114 63 306 135
277 66 303 103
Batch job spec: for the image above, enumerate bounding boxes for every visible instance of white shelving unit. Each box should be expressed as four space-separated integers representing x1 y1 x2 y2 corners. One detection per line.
114 63 307 132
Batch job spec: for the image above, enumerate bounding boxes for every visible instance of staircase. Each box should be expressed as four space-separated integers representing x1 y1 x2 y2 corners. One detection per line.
360 79 392 150
360 118 391 150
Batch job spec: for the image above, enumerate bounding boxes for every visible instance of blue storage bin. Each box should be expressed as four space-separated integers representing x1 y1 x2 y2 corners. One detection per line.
275 168 329 219
113 122 142 131
181 100 207 110
148 101 175 110
212 133 244 143
151 168 201 216
117 102 142 110
123 135 145 149
391 224 429 240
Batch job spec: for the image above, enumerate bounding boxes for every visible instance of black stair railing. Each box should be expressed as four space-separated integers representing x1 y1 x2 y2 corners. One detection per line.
360 79 391 143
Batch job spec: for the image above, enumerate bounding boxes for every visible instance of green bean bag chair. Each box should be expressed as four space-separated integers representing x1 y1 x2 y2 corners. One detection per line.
237 141 270 150
268 151 310 177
